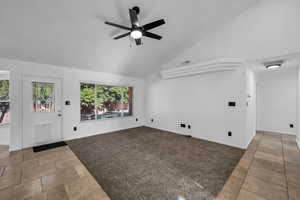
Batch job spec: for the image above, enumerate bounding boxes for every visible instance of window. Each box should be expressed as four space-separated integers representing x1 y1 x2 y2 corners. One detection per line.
0 80 9 125
80 83 133 121
32 82 55 112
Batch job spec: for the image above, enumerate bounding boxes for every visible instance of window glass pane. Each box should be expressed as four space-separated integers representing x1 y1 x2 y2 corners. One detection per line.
80 83 95 121
95 85 133 119
122 87 133 116
0 80 9 125
80 83 133 121
33 82 55 112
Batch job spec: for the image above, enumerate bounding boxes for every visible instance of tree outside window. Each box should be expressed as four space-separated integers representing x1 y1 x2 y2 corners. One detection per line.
80 83 133 121
0 80 9 125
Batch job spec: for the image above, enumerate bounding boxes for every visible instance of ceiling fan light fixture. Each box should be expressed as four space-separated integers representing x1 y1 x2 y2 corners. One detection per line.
104 6 165 45
130 30 143 39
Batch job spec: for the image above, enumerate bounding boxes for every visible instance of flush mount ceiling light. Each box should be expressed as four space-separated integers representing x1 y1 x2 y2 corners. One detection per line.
266 64 281 69
130 30 143 39
264 60 284 70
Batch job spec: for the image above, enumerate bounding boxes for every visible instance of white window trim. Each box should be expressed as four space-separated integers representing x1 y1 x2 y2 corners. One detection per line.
79 82 134 122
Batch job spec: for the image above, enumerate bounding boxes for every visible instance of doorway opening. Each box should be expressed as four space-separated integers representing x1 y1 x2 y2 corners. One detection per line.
22 75 63 148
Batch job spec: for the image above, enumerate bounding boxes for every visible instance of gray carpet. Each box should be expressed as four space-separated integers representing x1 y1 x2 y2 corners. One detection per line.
67 127 244 200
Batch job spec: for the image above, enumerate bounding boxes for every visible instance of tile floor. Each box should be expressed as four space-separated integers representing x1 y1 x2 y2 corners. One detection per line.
217 131 300 200
0 131 299 200
0 145 110 200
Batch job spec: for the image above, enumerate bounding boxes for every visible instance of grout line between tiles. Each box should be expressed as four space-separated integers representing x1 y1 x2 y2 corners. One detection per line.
234 133 264 200
281 134 290 200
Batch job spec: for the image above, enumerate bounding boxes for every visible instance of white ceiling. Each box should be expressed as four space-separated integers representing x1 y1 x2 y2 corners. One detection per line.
0 0 257 77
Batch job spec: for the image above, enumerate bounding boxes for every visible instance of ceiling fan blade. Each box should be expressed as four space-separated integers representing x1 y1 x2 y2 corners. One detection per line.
114 32 131 40
129 9 139 26
143 32 162 40
135 38 142 45
142 19 165 31
104 21 131 31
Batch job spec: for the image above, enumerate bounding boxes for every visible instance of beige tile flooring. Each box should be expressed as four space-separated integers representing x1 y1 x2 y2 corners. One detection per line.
0 145 110 200
217 132 300 200
0 131 299 200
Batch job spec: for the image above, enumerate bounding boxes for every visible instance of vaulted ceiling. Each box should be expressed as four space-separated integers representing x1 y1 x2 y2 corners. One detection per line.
0 0 258 77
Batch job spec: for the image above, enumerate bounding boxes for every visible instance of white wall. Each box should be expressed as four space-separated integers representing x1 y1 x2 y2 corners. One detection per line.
0 57 145 151
145 67 248 149
257 67 297 135
246 68 256 145
0 125 9 145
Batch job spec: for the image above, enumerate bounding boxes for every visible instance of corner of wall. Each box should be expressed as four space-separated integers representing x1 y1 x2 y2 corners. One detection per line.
298 65 300 149
297 137 300 149
9 71 23 152
244 66 257 149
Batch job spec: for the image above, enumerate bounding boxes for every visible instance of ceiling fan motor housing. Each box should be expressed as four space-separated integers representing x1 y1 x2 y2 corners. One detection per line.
132 6 140 15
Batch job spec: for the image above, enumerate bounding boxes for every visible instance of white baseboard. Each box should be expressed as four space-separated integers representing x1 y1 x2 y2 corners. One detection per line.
257 129 296 136
245 134 255 149
144 124 187 136
145 125 245 149
297 138 300 149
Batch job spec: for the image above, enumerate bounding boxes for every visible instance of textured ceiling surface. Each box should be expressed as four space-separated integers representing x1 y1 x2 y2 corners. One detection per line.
0 0 257 77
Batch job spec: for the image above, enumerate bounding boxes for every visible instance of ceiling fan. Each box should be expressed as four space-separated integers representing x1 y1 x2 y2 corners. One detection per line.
104 6 166 45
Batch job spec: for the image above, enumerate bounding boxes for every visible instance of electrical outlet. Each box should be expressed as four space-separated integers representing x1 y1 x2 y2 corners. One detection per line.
188 125 191 129
228 102 236 107
180 123 186 128
73 126 77 131
228 131 232 137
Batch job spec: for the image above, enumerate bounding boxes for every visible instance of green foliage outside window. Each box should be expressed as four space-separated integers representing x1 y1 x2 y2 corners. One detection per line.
80 83 95 115
32 82 55 112
0 80 9 101
80 83 132 121
0 80 9 124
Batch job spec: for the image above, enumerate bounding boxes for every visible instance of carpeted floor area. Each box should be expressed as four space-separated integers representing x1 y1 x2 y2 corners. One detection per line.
67 127 244 200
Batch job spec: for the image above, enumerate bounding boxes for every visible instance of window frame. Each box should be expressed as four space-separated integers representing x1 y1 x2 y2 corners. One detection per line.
79 81 134 122
32 81 56 113
0 79 10 126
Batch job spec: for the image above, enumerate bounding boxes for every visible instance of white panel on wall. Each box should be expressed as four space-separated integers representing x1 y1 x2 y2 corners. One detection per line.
34 123 53 145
